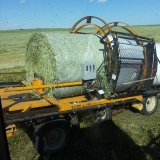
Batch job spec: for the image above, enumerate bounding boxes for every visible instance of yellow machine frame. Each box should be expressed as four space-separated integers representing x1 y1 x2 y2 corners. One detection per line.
0 78 143 114
1 74 143 138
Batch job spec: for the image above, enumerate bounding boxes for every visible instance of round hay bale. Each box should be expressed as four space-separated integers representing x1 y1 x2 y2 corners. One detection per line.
26 32 104 98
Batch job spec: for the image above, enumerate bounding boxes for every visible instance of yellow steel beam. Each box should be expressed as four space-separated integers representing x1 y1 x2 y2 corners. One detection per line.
60 95 86 104
34 90 60 105
8 100 52 112
0 75 143 116
0 81 82 93
59 95 143 112
22 106 31 112
2 90 142 113
6 95 86 112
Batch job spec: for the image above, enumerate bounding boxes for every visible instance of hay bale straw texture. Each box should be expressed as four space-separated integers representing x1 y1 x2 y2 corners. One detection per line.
26 32 104 98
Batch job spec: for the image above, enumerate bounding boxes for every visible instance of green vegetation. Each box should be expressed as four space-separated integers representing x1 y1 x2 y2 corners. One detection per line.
0 66 25 82
0 29 70 69
134 25 160 42
0 26 159 75
8 107 160 160
0 25 160 159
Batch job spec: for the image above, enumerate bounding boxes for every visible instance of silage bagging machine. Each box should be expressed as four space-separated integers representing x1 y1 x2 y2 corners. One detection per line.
0 16 160 156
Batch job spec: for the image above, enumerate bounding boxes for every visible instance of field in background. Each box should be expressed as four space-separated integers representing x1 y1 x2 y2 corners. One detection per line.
0 25 159 72
0 25 160 159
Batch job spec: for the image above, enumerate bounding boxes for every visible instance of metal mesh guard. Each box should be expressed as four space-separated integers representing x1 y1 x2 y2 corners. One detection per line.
114 37 144 92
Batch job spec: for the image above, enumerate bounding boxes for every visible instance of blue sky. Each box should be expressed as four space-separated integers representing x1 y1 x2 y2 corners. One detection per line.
0 0 160 30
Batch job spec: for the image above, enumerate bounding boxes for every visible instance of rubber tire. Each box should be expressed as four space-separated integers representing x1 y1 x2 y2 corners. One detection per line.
103 107 112 121
32 119 69 156
140 95 158 115
97 107 112 123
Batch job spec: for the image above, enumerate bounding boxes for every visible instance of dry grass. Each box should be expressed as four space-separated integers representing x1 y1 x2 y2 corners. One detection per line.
7 106 160 160
1 25 160 159
7 124 39 160
0 66 25 82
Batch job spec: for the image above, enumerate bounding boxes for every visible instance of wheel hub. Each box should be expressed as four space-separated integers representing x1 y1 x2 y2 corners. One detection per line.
47 132 59 143
146 96 156 112
44 128 65 150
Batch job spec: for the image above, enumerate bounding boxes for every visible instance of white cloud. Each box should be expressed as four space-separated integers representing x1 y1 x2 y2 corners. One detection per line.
20 0 25 4
98 0 108 3
88 0 94 2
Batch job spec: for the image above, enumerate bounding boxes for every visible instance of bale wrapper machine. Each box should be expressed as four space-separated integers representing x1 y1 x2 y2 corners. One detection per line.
0 16 160 156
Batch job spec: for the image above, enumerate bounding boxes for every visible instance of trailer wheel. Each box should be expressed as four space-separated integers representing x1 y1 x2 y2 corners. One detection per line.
32 119 69 156
95 107 112 123
140 95 158 115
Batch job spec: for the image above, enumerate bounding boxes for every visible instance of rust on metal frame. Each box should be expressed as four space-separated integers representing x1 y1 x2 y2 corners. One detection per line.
97 21 140 36
69 16 112 34
72 23 110 45
69 16 115 48
97 21 147 91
